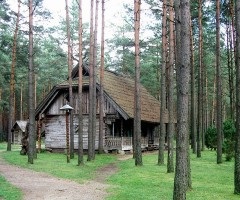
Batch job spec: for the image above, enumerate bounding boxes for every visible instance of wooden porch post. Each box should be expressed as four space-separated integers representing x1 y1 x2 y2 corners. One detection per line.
121 119 123 149
112 122 115 137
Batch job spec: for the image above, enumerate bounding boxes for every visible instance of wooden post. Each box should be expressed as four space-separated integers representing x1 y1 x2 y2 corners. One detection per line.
66 111 70 163
60 103 73 163
37 117 42 153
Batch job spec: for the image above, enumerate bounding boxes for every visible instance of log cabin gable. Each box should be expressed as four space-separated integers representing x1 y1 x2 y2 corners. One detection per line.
46 91 68 115
71 65 129 118
36 65 162 124
41 86 129 122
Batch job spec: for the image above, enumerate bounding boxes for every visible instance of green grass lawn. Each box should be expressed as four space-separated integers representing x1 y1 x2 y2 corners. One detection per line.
0 143 22 200
0 175 22 200
1 144 117 184
0 142 239 200
107 151 238 200
0 143 21 151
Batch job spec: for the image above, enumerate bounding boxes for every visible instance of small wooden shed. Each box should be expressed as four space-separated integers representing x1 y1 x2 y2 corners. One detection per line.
11 120 27 144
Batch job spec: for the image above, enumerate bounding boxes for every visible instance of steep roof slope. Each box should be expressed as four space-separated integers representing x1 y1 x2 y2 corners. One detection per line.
101 70 160 123
36 67 161 123
12 120 28 132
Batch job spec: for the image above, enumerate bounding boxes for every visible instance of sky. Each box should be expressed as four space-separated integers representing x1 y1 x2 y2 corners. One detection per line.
8 0 129 30
43 0 129 37
42 0 128 24
8 0 154 55
8 0 152 36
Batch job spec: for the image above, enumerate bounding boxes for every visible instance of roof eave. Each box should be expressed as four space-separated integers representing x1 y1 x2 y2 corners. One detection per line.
95 83 130 120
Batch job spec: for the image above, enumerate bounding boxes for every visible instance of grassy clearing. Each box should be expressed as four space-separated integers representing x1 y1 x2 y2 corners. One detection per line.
1 144 116 184
0 143 239 200
187 151 236 200
0 143 21 152
0 175 22 200
107 153 174 200
0 143 23 200
107 151 238 200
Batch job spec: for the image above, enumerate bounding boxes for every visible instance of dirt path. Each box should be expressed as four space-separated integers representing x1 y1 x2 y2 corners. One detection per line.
0 153 121 200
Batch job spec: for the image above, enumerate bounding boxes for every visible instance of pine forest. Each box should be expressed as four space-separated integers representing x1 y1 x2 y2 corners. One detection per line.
1 0 240 199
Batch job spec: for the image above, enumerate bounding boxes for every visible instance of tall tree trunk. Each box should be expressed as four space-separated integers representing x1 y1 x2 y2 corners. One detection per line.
190 19 196 154
20 83 23 120
65 0 74 160
7 0 20 151
34 75 37 108
230 1 236 120
205 76 209 132
37 117 41 153
87 0 95 161
227 25 232 119
202 69 206 151
92 0 99 159
173 0 190 199
188 27 194 186
134 0 142 166
227 0 235 121
167 0 174 173
197 0 203 158
211 74 216 125
201 39 206 151
234 0 240 194
69 45 74 159
158 0 167 166
216 0 222 164
98 0 105 154
28 0 36 164
0 89 3 142
77 0 84 166
231 0 236 61
14 92 16 122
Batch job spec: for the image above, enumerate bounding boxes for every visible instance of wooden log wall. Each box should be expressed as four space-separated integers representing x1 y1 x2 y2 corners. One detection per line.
47 90 117 116
44 114 102 150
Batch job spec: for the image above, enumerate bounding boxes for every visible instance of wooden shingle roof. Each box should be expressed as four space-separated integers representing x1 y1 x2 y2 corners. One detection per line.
36 66 162 124
101 70 160 123
12 120 27 132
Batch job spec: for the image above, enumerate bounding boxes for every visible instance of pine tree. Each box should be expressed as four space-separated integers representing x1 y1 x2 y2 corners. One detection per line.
134 0 142 166
87 0 95 161
216 0 223 164
158 0 167 165
190 19 196 154
98 0 105 154
7 0 21 151
197 0 203 158
234 0 240 194
77 0 84 166
173 0 191 198
28 0 36 164
65 0 73 162
92 0 100 160
167 0 175 173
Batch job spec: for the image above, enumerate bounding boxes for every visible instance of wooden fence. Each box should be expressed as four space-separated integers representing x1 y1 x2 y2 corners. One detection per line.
104 136 150 151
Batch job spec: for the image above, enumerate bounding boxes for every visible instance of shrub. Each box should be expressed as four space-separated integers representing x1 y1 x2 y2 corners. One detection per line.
223 119 235 161
205 125 217 150
205 120 236 161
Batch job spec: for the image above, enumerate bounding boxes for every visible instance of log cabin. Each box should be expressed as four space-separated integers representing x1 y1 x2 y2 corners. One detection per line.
35 66 169 152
